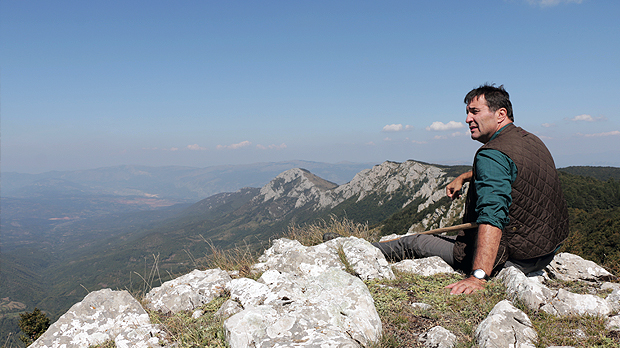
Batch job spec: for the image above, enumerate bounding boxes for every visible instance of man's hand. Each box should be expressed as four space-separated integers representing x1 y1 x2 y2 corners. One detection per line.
446 171 473 200
445 276 486 295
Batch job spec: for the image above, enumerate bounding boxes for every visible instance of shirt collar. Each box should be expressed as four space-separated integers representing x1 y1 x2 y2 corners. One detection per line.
489 124 511 141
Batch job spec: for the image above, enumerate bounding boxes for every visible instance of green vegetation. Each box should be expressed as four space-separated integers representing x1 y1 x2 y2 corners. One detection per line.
147 296 229 348
557 171 620 276
17 308 50 346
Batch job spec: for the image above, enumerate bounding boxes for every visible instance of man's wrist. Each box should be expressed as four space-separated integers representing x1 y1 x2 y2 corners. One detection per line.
470 269 490 281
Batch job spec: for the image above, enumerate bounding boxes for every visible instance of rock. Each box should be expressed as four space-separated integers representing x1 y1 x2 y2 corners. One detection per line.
541 288 612 317
475 300 537 348
215 299 243 319
391 256 457 276
223 268 382 348
226 277 270 308
418 326 456 348
497 266 555 311
607 315 620 331
411 302 433 310
546 253 615 282
607 288 620 313
601 282 620 291
30 289 165 348
253 237 394 280
145 268 231 314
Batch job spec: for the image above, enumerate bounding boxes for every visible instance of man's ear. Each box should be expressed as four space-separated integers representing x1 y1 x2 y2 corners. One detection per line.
495 108 508 123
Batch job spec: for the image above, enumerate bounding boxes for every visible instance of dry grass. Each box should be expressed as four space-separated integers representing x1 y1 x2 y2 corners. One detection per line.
282 215 381 246
200 240 260 279
147 296 229 348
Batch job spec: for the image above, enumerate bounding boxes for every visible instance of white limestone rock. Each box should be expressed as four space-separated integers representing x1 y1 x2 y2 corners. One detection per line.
546 253 614 282
224 267 382 348
475 300 537 348
215 299 243 319
606 288 620 313
253 237 394 280
30 289 165 348
542 288 612 317
391 256 457 276
145 268 231 314
607 315 620 331
497 266 555 311
418 326 456 348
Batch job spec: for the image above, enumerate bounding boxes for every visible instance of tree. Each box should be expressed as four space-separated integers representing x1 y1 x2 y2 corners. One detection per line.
18 308 50 345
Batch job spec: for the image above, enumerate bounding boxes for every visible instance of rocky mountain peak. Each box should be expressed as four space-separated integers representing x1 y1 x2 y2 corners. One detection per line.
249 160 460 222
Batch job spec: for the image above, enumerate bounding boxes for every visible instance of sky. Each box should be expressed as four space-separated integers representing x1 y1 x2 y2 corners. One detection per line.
1 0 619 174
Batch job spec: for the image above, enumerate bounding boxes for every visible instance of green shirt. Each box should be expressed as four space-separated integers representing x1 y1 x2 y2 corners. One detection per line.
474 125 518 230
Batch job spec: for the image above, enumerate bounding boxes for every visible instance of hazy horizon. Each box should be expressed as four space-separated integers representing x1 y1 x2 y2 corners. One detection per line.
3 1 619 174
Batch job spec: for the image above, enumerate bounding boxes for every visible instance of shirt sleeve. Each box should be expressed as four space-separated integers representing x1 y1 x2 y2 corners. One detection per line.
474 149 517 230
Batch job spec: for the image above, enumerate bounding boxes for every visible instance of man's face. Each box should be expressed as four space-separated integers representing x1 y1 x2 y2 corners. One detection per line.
466 95 500 144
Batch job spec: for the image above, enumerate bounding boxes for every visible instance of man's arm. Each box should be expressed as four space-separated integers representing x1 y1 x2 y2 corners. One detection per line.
445 223 502 294
446 171 473 200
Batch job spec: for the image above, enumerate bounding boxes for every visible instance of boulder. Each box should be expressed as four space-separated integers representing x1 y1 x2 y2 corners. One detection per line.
145 268 231 314
606 288 620 313
30 289 165 348
392 256 457 276
475 300 537 348
418 326 456 348
253 237 394 280
542 288 612 317
497 266 555 311
224 268 382 348
546 253 614 282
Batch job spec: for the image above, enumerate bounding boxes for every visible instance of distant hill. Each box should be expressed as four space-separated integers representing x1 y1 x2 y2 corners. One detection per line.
558 166 620 181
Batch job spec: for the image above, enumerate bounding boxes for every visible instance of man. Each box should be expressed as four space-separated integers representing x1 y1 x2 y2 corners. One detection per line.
372 84 569 294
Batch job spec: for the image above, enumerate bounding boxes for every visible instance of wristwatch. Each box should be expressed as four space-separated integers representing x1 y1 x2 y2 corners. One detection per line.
471 269 490 281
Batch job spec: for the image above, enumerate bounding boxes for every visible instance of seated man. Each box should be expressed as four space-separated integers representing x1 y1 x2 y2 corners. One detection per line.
337 84 569 295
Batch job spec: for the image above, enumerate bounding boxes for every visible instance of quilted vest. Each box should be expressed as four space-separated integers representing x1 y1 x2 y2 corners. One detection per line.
454 123 569 272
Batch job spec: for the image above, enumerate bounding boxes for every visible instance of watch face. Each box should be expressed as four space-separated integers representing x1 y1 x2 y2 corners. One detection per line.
473 269 487 279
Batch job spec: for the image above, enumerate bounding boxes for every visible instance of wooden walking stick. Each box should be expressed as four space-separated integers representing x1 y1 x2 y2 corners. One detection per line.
378 222 479 243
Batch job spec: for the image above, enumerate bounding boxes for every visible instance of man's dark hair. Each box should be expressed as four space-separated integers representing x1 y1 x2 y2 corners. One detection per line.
464 84 514 121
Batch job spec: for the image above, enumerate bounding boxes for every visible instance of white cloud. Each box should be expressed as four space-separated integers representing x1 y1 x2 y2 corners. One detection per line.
382 124 413 132
170 147 179 151
384 137 392 141
187 144 207 151
568 114 605 122
541 123 555 128
411 140 427 144
582 130 620 137
366 141 376 146
217 140 251 150
433 135 447 140
426 121 465 131
526 0 583 7
257 143 287 150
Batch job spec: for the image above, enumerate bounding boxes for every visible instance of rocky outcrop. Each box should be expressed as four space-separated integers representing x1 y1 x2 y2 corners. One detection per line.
29 239 618 348
144 268 231 314
224 268 381 347
29 289 164 348
252 237 394 280
252 161 464 229
475 300 537 348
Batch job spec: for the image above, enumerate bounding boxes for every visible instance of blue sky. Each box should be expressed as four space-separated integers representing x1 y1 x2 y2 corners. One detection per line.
2 0 619 174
